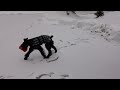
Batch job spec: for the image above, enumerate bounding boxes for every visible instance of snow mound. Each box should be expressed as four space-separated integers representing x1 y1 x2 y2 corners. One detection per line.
88 23 120 43
70 19 120 43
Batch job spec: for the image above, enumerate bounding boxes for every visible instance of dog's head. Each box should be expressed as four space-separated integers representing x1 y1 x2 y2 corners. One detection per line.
19 38 29 52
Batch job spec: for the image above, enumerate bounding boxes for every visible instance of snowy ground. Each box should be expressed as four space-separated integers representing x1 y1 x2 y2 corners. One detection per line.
0 11 120 79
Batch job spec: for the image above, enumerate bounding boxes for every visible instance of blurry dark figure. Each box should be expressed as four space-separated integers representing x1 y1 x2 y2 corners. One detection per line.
19 35 57 60
94 11 104 18
66 11 76 15
66 11 69 15
72 11 76 14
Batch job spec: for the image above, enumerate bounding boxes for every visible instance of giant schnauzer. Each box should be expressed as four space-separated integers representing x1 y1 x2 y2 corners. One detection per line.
19 35 57 60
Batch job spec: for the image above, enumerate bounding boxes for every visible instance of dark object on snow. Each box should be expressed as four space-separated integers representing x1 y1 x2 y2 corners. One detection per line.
19 35 57 60
66 11 76 15
19 42 28 52
94 11 104 18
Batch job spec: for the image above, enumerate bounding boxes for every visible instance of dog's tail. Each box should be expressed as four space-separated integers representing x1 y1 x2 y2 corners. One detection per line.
50 35 54 39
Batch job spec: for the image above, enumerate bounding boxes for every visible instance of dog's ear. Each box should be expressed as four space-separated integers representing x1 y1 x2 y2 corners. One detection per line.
24 38 28 41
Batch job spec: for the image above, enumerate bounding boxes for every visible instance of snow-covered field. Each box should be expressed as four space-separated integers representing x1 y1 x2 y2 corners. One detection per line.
0 11 120 79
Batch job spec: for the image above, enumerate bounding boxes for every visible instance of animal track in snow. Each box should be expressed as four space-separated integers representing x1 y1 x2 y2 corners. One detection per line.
35 72 69 79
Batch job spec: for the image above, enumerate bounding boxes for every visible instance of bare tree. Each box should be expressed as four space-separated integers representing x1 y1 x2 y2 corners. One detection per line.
66 11 76 15
94 11 104 18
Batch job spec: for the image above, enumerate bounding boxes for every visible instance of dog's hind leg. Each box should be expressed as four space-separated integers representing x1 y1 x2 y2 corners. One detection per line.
38 46 46 59
50 41 57 53
45 43 52 58
51 45 57 53
46 49 52 58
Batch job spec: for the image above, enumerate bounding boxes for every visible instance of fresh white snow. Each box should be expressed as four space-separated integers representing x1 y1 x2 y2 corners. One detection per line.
0 11 120 79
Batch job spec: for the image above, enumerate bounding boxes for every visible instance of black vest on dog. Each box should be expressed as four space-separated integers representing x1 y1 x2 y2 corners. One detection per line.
28 35 53 48
22 35 57 60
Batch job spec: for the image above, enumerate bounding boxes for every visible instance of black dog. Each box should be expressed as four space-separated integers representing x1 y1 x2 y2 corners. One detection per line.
19 35 57 60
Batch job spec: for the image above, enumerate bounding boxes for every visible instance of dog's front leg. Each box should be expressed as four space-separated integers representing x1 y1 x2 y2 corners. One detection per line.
24 47 33 60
